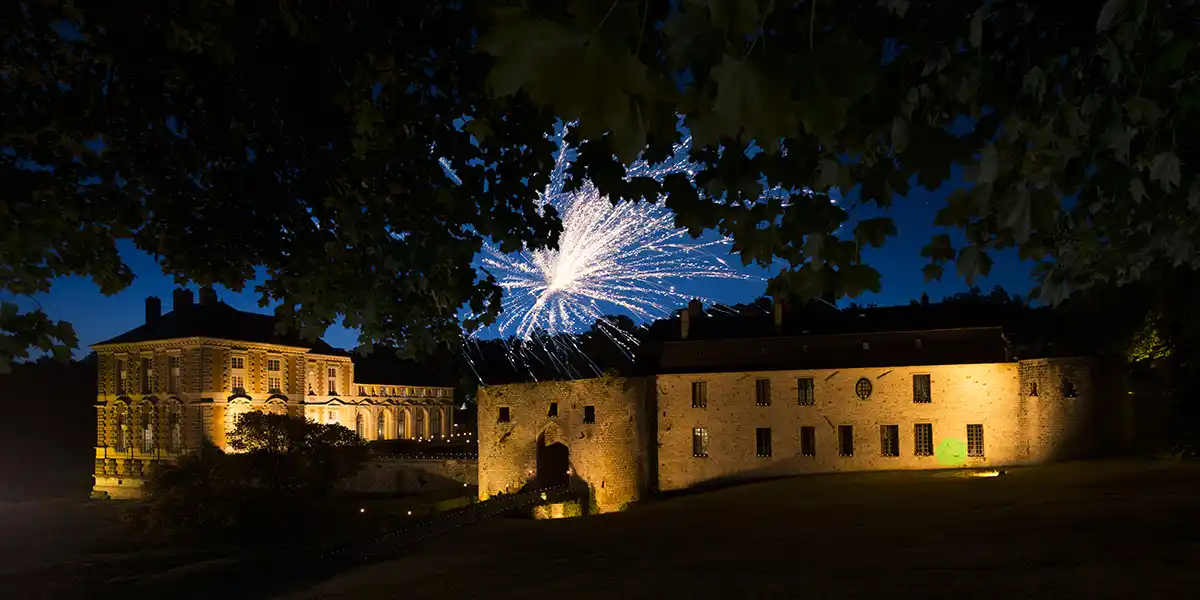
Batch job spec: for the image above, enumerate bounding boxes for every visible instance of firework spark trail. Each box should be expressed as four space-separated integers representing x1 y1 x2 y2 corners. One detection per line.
479 127 757 347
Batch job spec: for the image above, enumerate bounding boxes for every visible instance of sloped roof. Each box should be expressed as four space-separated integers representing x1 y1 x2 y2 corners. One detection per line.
351 346 458 387
93 301 350 356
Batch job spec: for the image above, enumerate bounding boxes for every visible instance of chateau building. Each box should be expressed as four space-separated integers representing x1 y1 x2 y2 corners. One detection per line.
92 287 455 499
477 300 1132 514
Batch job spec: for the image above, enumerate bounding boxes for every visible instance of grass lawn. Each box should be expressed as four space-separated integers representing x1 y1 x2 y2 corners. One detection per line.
273 461 1200 600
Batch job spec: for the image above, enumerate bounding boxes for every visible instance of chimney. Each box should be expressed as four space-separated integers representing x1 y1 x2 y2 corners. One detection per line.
198 285 218 306
681 298 703 340
773 299 784 331
173 288 194 312
145 296 162 325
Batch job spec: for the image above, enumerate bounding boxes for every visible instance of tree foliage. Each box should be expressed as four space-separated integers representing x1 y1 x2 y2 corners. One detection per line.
478 0 1200 303
4 0 1198 367
132 413 367 543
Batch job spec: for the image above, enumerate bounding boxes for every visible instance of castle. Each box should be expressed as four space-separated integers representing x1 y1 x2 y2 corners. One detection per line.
91 288 457 499
477 300 1133 514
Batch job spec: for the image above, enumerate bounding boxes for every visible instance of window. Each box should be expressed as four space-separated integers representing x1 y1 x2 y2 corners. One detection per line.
231 375 245 392
692 428 709 458
838 425 854 456
583 405 596 424
430 409 443 437
267 359 281 372
355 413 364 438
167 402 182 452
914 423 934 456
116 359 128 395
797 378 815 405
755 379 771 406
327 367 338 395
141 357 153 392
913 374 932 403
800 426 816 457
396 410 407 439
140 407 154 453
691 381 708 408
855 377 873 399
231 357 244 369
756 428 773 457
914 338 923 350
880 425 900 457
168 356 180 393
498 407 511 423
414 410 426 438
269 377 282 394
1029 381 1039 396
862 341 870 350
376 413 386 440
548 402 559 417
327 410 337 424
1062 380 1077 397
967 424 985 457
115 405 129 452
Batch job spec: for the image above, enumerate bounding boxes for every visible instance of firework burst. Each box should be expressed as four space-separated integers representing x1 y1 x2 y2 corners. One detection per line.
479 127 756 346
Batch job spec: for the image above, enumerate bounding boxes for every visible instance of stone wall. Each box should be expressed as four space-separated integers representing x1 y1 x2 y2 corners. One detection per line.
656 362 1033 491
476 376 654 514
340 457 477 495
1017 357 1107 461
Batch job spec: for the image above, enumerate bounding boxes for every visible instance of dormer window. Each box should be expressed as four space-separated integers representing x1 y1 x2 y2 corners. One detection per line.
862 341 870 350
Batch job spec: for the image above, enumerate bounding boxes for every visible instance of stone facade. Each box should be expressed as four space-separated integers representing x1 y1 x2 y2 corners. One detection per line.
476 377 655 514
476 357 1124 514
90 291 456 499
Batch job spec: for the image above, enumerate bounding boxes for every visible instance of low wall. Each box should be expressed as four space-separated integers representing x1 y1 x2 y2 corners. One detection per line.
340 457 478 496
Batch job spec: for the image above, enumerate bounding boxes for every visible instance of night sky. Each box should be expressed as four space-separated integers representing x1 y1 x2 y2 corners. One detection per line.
24 166 1033 355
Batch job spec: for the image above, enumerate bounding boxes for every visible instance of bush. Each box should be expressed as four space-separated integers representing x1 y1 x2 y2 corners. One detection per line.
130 414 369 545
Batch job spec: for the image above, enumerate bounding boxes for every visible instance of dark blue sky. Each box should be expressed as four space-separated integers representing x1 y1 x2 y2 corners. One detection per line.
22 168 1034 356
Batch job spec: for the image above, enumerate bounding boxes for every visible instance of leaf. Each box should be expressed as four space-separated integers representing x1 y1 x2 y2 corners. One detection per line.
816 159 840 191
1154 38 1195 74
478 13 576 98
920 234 956 262
1129 177 1147 203
804 232 826 269
891 116 908 154
999 189 1032 244
711 54 797 143
852 218 897 248
955 246 994 285
1123 96 1162 125
978 144 998 184
0 302 17 323
838 265 882 298
1096 0 1126 33
1149 152 1182 192
922 263 944 283
464 119 492 144
969 7 984 49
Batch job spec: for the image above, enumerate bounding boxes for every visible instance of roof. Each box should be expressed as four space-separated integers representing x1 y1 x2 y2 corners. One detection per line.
351 346 459 387
93 301 350 356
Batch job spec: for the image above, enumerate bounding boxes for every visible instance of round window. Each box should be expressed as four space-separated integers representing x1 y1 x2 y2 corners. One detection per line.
855 377 873 399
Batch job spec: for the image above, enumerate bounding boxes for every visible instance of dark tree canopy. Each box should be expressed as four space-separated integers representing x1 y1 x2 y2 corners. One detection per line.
3 0 1198 367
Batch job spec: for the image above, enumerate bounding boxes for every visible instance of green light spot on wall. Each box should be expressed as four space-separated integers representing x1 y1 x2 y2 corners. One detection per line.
936 438 967 466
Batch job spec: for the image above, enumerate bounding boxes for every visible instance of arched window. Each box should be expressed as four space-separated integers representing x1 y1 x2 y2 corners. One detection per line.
139 405 154 453
376 411 386 440
167 401 182 452
414 409 426 439
115 405 130 453
430 408 442 439
396 409 407 440
355 413 364 438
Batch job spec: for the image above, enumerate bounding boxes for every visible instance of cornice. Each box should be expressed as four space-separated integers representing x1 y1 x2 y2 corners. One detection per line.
91 336 318 355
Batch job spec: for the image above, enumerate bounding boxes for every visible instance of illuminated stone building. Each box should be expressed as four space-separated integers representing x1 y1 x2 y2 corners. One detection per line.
91 288 455 499
477 300 1131 514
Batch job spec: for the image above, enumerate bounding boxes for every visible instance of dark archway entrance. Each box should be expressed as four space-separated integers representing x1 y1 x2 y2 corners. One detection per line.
536 437 570 488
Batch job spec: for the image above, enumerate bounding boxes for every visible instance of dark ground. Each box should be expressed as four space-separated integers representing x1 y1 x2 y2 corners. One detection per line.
271 461 1200 600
